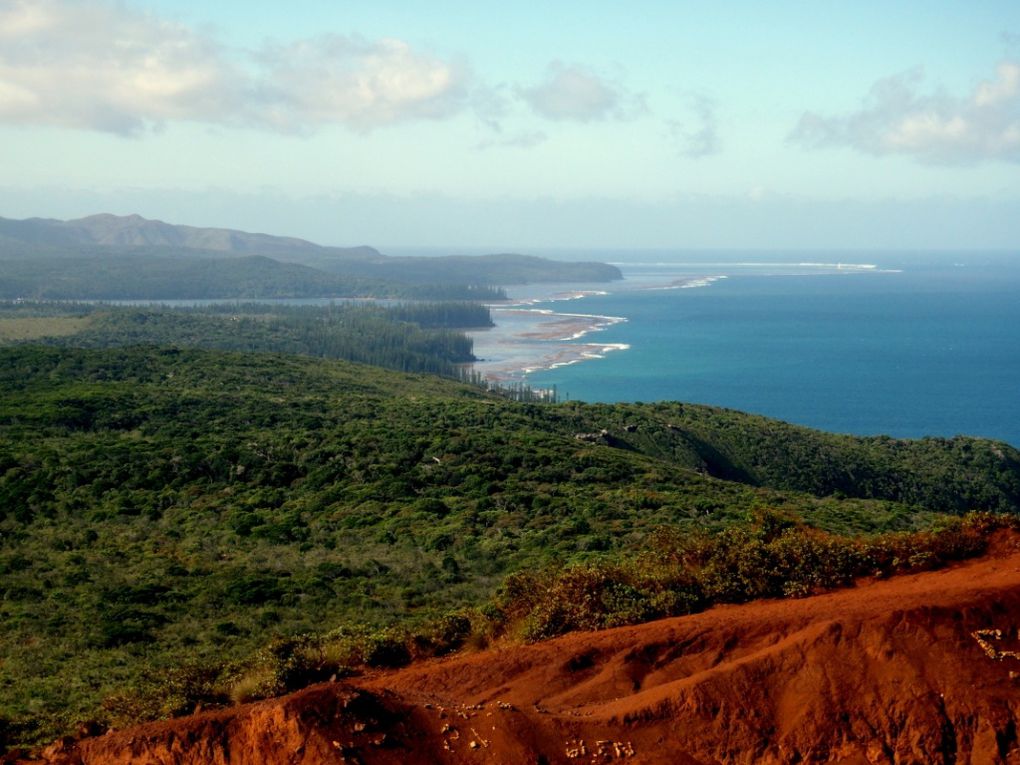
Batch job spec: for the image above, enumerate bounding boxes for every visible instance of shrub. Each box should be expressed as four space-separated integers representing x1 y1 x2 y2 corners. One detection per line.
100 661 230 724
228 666 280 705
510 562 703 642
227 635 340 704
363 631 411 668
408 612 475 659
499 511 1019 642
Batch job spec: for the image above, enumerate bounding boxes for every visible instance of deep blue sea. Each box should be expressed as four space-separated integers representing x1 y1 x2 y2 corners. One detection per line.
481 251 1020 446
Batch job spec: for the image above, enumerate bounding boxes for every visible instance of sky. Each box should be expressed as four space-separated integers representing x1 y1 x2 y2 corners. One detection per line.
0 0 1018 250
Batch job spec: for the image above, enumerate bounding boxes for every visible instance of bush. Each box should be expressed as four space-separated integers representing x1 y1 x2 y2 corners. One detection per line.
363 632 411 669
500 562 703 643
408 613 475 659
499 511 1018 642
228 666 280 705
101 661 229 727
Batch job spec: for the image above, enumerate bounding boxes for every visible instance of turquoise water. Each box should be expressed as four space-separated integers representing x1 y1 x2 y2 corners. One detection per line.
514 252 1020 445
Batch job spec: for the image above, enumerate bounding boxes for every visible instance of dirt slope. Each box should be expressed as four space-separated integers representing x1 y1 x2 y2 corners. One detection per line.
20 534 1020 765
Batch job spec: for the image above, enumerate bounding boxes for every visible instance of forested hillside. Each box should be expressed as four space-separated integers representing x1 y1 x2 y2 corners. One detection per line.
549 401 1020 516
0 255 507 301
2 345 1018 745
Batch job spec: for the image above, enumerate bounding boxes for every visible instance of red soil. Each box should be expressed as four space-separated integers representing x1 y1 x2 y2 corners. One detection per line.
18 534 1020 764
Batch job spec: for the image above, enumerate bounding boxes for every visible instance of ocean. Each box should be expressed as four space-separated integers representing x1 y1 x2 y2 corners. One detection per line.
468 252 1020 446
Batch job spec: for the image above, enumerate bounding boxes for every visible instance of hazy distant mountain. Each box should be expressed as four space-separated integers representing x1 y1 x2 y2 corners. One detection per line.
0 213 622 298
0 214 380 260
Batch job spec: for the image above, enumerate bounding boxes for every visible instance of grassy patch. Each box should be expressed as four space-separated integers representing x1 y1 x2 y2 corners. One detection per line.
0 316 93 341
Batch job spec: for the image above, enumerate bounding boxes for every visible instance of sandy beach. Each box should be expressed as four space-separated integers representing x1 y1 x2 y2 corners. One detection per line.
467 304 630 382
465 276 717 383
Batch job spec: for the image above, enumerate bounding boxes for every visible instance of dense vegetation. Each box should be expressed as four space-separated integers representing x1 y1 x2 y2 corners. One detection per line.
549 401 1020 515
500 511 1014 641
0 302 490 377
0 255 508 301
2 345 1018 747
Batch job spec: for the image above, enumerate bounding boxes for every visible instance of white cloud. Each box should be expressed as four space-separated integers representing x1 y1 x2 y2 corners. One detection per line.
974 61 1020 107
256 36 469 133
0 0 246 134
0 0 470 135
789 61 1020 164
519 62 645 122
0 2 651 139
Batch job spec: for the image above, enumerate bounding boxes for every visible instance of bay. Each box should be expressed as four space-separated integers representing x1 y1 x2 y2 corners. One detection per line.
470 252 1020 446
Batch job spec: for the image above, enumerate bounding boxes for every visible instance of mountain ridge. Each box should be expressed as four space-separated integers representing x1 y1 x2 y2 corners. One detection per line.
0 213 378 259
0 213 623 292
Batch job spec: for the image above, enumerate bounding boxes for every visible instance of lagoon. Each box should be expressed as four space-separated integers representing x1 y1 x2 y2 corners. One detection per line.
469 252 1020 446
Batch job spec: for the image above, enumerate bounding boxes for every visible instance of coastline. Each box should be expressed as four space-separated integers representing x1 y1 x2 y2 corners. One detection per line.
467 275 715 383
466 259 895 385
466 306 631 383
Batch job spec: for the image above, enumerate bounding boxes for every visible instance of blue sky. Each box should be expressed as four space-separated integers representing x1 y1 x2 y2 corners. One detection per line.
0 0 1018 249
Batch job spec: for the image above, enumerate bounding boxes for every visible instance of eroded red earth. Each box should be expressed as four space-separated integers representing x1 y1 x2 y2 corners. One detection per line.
16 534 1020 764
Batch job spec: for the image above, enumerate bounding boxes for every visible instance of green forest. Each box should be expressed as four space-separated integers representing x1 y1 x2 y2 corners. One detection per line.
0 302 491 378
2 341 1018 747
0 255 509 302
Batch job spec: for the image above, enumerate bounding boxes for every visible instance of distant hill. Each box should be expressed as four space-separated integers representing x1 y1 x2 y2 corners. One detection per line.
0 214 378 260
0 214 622 296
